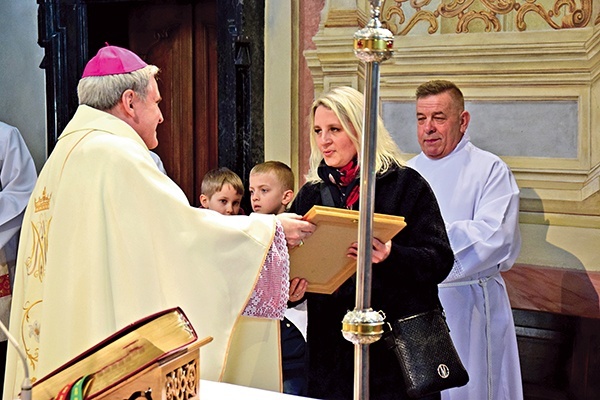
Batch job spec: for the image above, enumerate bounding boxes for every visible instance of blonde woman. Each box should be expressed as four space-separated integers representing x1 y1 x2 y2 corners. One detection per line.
290 86 453 399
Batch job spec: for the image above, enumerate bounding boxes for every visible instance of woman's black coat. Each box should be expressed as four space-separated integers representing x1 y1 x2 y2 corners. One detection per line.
289 164 454 400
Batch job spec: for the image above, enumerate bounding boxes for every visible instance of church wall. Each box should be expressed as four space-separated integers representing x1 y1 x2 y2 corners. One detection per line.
0 1 47 172
264 0 325 189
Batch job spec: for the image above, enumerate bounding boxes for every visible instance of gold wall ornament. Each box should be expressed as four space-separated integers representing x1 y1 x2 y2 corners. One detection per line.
481 0 519 14
558 0 591 27
385 1 440 35
437 0 478 17
386 7 440 35
381 0 593 34
515 0 591 30
456 9 502 31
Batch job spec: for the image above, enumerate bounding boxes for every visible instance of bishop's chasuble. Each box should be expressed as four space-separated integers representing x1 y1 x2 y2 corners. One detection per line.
3 105 284 399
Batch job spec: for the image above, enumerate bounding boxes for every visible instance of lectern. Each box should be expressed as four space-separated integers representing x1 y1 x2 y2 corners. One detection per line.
96 338 212 400
30 308 212 400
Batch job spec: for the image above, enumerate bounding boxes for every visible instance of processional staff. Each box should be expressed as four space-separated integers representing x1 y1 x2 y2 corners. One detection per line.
340 1 394 399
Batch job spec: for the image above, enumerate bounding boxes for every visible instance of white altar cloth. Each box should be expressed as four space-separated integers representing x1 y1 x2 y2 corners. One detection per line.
200 380 318 399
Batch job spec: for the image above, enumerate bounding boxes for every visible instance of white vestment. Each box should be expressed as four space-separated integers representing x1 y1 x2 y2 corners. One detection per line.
0 122 37 341
3 106 285 399
408 133 523 400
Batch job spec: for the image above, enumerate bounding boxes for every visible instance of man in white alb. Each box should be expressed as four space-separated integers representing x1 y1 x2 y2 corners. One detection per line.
0 122 37 390
407 80 523 400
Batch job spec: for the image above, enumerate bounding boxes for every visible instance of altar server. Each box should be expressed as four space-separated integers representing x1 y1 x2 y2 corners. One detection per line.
408 80 523 400
0 122 36 389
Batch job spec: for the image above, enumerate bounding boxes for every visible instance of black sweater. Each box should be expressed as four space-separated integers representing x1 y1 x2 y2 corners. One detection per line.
290 164 453 400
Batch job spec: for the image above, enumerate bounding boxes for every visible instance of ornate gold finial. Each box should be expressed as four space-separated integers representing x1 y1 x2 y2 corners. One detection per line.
34 187 51 213
353 0 394 63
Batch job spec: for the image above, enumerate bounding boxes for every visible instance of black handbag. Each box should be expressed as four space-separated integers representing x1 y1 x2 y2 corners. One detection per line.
382 309 469 398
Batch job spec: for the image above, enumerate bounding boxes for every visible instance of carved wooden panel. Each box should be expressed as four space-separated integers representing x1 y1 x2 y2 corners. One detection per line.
96 345 201 400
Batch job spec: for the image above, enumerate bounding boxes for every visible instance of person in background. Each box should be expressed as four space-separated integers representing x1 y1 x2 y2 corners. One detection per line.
289 86 454 399
249 160 308 395
0 121 37 390
149 150 166 174
199 167 244 215
407 80 522 400
3 45 315 399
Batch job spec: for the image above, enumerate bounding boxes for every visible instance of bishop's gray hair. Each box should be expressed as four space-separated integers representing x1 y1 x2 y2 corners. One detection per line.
77 65 160 111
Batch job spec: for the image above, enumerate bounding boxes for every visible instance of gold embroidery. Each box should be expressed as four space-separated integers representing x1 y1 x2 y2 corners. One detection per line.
34 187 51 213
21 300 42 372
26 217 51 282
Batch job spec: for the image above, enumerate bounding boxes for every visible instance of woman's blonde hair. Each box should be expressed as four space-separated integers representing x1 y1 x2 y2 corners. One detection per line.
305 86 404 183
77 65 160 111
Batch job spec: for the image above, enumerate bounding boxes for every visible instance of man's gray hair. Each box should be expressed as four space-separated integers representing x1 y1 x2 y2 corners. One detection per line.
77 65 160 111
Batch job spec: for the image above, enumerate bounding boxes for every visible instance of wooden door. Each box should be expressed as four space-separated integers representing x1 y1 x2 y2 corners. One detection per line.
128 1 218 206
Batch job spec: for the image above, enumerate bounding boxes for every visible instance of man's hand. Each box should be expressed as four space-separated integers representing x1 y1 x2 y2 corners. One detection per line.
277 213 316 248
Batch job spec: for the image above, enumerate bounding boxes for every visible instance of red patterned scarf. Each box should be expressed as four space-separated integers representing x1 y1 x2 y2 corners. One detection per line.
319 159 360 209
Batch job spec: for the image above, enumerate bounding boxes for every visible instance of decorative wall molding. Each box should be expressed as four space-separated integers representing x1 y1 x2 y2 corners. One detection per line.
382 0 594 35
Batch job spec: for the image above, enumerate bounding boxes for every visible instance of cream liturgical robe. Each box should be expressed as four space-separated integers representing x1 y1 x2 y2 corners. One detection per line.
3 105 283 399
408 133 522 400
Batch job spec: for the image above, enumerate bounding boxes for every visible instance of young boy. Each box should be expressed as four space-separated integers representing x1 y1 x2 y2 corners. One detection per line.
249 161 308 396
248 161 295 215
199 167 244 215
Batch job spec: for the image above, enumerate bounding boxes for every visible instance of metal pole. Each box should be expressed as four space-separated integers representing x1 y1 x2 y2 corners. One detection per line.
354 61 379 400
341 2 393 399
356 61 379 312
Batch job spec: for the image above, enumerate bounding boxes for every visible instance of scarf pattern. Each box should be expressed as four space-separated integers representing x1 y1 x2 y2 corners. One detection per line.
318 159 360 209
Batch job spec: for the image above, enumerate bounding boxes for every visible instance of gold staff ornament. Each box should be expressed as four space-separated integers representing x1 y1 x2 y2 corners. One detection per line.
342 309 386 345
353 2 394 64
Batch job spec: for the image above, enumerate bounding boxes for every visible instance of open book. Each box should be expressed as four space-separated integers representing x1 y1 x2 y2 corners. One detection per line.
32 307 209 399
289 205 407 294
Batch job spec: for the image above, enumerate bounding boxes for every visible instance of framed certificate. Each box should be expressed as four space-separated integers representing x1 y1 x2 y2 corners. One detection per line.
289 205 406 294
